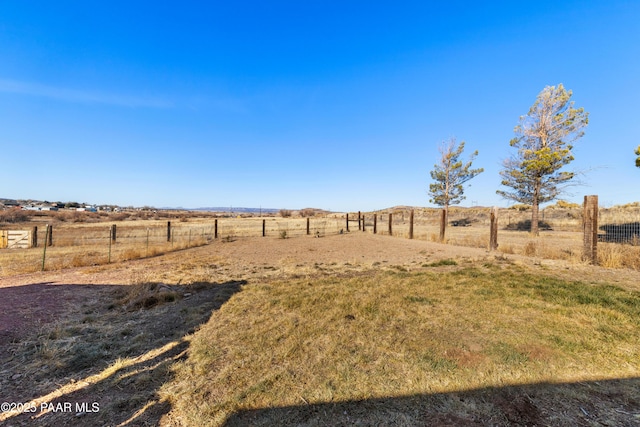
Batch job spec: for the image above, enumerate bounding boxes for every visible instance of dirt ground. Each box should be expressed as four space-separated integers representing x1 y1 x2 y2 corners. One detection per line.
2 233 639 350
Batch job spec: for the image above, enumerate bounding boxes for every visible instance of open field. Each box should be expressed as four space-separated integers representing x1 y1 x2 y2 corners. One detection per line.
2 204 640 275
1 233 640 426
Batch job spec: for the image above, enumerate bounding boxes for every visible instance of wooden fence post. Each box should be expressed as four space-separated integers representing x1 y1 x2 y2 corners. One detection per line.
214 219 218 239
306 217 310 235
31 226 37 248
263 219 266 237
346 214 349 232
111 224 117 243
167 221 171 242
409 210 414 239
439 209 446 243
47 225 53 246
373 214 377 234
362 214 366 232
583 195 598 265
388 213 393 236
108 226 112 263
489 207 498 251
358 211 361 231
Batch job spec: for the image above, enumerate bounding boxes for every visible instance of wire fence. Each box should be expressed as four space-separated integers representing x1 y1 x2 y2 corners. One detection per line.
1 202 640 275
598 209 640 244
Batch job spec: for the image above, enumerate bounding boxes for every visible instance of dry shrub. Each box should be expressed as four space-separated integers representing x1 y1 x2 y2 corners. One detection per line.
299 208 316 218
111 212 130 221
70 254 90 268
598 243 640 270
499 243 515 254
148 247 164 257
599 244 623 269
538 246 580 263
551 200 581 209
509 204 530 211
55 210 87 223
0 208 30 224
455 235 487 249
523 241 537 257
122 249 142 261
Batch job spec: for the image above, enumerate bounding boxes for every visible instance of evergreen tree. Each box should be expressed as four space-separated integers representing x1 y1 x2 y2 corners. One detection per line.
429 138 483 241
498 84 588 235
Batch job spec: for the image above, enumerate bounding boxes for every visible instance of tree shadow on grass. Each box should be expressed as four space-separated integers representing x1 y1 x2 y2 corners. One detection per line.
224 377 640 426
0 279 245 426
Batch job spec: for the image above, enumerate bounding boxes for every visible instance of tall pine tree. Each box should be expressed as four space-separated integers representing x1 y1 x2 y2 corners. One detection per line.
498 84 588 235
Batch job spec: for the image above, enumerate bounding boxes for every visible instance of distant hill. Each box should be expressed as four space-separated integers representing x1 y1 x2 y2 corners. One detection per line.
191 207 281 214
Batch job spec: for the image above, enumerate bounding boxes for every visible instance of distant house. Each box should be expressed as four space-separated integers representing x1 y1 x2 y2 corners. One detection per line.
77 206 97 212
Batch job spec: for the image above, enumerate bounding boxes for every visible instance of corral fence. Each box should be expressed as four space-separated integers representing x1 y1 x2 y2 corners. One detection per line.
1 195 639 273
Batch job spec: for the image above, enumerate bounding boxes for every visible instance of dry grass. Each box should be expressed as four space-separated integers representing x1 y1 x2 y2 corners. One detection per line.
0 277 244 426
599 243 640 269
162 265 640 426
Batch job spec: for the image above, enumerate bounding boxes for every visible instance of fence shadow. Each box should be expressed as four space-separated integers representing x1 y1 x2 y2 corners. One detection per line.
0 279 245 426
224 377 640 426
599 222 640 244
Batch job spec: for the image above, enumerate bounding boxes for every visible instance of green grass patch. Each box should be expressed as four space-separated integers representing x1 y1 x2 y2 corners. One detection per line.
423 258 458 267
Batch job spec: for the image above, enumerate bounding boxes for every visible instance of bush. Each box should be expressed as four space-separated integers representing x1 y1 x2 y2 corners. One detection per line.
505 220 553 231
0 208 30 224
111 213 130 221
299 208 316 218
509 204 530 211
550 200 581 209
279 209 292 218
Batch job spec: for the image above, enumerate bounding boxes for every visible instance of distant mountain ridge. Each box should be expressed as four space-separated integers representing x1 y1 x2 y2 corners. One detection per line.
190 207 281 213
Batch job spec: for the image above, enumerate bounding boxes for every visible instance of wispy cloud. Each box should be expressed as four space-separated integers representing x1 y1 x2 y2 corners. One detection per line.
0 78 173 108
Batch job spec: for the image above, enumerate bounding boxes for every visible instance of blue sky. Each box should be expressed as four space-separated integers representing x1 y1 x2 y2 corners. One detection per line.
1 1 639 211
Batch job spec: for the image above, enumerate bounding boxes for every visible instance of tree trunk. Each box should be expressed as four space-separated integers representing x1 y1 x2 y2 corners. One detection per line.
531 182 540 237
